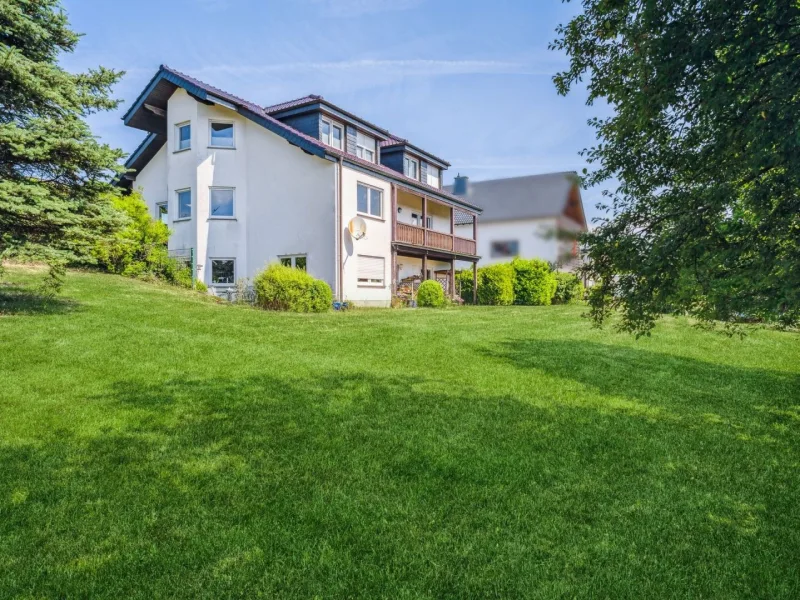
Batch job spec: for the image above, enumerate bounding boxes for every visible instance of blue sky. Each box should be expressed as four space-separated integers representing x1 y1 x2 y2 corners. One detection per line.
60 0 605 223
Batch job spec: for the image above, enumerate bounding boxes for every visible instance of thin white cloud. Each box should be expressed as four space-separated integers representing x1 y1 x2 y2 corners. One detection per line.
307 0 425 16
192 58 556 78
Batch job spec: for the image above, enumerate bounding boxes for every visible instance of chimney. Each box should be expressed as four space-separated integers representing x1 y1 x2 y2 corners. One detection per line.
452 174 469 196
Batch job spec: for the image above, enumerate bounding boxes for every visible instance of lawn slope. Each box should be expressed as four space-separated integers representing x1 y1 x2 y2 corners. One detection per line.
1 268 799 599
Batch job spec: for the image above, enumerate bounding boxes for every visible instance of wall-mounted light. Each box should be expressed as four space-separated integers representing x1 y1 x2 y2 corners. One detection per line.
397 207 402 213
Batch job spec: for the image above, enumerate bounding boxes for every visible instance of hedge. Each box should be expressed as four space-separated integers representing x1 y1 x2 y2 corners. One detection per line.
512 258 557 306
253 263 331 312
417 280 445 307
552 272 585 304
477 263 515 306
456 270 475 304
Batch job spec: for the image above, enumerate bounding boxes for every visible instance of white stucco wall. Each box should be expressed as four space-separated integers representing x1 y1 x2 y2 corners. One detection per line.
469 217 561 266
133 144 168 213
340 166 392 307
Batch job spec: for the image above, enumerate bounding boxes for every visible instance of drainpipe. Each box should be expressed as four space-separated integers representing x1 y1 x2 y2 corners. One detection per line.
337 156 344 302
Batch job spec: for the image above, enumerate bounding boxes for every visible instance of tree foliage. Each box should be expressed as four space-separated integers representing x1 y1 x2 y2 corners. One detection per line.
0 0 125 280
552 0 800 334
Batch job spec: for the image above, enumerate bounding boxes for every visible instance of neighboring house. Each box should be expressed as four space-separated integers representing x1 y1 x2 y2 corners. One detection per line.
120 65 481 306
446 173 587 268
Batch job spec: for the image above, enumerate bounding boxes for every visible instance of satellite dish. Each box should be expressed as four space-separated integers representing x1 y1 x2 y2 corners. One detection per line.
348 216 367 240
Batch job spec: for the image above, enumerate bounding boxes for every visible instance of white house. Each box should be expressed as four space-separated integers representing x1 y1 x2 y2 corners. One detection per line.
120 66 482 306
445 173 587 269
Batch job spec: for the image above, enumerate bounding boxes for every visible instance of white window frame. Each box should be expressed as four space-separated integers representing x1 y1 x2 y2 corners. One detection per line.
210 258 236 287
208 120 235 149
357 254 385 287
209 186 235 219
175 122 191 152
279 254 307 270
404 156 419 180
427 165 440 188
320 118 343 150
356 182 383 219
175 188 192 220
156 202 169 225
356 131 376 163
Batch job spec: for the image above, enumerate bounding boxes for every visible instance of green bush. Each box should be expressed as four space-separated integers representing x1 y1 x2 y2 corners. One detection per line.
309 279 333 312
552 272 585 304
477 263 514 306
196 281 208 293
512 258 557 306
456 269 475 304
253 263 331 312
417 280 445 307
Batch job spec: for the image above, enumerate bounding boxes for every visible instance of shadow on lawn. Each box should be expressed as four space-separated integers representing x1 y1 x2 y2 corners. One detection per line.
483 339 800 424
0 283 81 316
2 369 799 598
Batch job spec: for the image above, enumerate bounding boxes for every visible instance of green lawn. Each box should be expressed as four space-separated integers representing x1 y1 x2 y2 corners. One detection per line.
1 267 798 599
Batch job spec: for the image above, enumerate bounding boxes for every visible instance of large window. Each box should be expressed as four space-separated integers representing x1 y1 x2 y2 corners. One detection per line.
356 131 376 162
357 183 382 218
320 118 343 150
210 258 235 285
404 156 419 180
427 165 440 188
210 187 235 218
156 202 168 225
279 255 307 271
491 240 520 258
175 122 191 151
209 121 234 148
357 255 384 286
176 189 191 219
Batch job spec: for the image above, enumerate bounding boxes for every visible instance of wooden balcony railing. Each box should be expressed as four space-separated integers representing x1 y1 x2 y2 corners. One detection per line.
395 222 477 256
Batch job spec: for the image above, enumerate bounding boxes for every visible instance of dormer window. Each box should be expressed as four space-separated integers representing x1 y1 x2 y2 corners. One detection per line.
427 165 440 188
321 118 343 150
404 156 419 180
356 131 376 162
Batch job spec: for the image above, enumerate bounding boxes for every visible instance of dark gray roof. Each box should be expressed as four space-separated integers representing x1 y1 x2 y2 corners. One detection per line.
445 172 584 226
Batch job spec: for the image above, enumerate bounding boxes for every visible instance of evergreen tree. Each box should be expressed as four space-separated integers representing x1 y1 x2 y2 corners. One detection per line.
0 0 125 289
553 0 800 334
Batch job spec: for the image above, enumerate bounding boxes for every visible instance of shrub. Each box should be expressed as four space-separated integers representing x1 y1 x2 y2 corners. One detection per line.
196 281 208 293
477 263 514 306
309 279 333 312
512 258 557 306
552 272 585 304
253 263 331 312
417 280 445 307
456 269 475 304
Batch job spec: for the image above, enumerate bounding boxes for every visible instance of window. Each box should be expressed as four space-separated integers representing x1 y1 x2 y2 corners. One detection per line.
356 183 382 218
175 122 191 151
210 187 234 218
279 255 307 270
156 202 168 225
410 213 432 228
404 156 419 180
209 121 234 148
357 255 384 286
356 131 376 162
210 259 235 285
176 189 191 219
321 119 343 150
427 165 440 188
491 240 520 258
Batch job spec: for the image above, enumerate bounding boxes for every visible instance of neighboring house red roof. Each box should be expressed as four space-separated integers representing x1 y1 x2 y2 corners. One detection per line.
122 66 480 212
262 94 322 113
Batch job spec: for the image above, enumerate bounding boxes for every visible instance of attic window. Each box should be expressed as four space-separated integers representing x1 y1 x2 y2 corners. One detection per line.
356 131 376 162
404 156 418 180
321 118 343 150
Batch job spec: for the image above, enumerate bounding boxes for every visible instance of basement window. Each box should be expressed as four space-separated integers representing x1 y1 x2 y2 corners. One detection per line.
279 255 307 271
210 258 235 285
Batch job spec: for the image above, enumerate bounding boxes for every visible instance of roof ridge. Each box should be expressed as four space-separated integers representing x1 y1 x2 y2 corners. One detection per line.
452 171 580 186
263 94 323 113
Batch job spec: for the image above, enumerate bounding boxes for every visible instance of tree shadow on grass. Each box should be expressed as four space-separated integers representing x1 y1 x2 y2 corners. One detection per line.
481 339 800 426
1 371 798 599
0 283 81 316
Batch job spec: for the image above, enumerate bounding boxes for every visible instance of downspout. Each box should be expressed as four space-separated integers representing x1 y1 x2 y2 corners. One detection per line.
337 156 344 302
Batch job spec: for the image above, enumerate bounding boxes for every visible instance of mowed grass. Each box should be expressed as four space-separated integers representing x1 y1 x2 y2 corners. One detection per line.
1 267 799 599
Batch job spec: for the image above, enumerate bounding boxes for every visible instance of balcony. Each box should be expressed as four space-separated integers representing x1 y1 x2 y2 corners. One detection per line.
396 222 477 256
